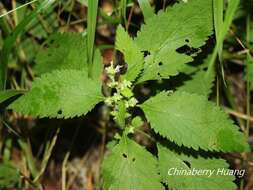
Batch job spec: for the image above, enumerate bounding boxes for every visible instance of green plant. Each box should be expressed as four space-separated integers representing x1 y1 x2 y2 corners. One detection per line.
0 0 251 189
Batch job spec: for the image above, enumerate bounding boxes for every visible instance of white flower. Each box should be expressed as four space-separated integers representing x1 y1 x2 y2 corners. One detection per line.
105 64 116 76
119 80 132 90
105 97 113 106
115 65 123 73
128 97 138 107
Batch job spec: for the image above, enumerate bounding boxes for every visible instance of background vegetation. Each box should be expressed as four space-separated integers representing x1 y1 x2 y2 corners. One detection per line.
0 0 253 189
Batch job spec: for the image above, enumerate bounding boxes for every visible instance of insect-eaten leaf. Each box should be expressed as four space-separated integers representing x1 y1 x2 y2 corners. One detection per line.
135 0 213 83
102 136 163 190
9 70 103 119
158 144 237 190
35 32 88 75
116 25 144 82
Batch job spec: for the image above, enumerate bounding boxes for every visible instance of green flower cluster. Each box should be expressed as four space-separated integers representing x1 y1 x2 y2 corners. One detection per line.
105 62 138 127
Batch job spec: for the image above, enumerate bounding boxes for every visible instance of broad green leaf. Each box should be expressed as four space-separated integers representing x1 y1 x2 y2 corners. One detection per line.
137 0 154 21
116 26 144 82
141 91 249 152
0 90 25 104
35 32 88 75
158 144 236 190
177 56 216 97
102 136 163 190
177 69 215 97
135 0 213 83
9 70 103 118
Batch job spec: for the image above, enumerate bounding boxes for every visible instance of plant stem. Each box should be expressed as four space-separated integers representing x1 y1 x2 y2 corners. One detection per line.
246 14 251 137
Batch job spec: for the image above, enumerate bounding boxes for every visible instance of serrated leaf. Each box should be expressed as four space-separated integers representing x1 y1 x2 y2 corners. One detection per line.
135 0 213 83
177 56 216 97
141 91 249 152
158 144 236 190
116 26 144 82
102 136 164 190
9 70 103 118
35 32 88 75
177 69 215 97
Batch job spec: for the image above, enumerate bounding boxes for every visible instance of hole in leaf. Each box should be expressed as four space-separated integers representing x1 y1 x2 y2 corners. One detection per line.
249 41 253 45
157 72 162 77
142 50 151 57
185 39 190 43
176 45 199 56
132 157 136 162
158 62 163 66
183 161 191 168
58 110 63 115
122 153 128 158
203 67 208 71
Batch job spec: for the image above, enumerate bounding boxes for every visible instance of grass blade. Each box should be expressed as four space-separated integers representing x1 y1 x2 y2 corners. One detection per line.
33 127 60 182
18 139 39 179
91 49 103 83
213 0 223 58
245 14 253 137
137 0 154 21
207 0 239 76
87 0 99 76
0 90 25 104
0 0 55 90
0 0 39 19
120 0 127 26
